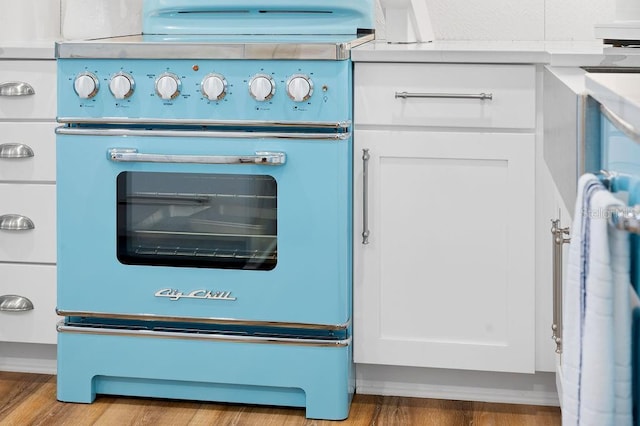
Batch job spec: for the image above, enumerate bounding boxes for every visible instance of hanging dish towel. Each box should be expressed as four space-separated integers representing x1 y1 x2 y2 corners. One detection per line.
562 173 633 426
562 173 603 426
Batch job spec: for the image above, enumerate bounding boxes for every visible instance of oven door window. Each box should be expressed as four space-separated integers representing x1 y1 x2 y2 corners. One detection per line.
117 172 277 270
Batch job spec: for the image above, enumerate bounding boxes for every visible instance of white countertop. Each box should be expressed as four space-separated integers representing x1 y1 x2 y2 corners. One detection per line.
586 73 640 133
3 37 638 65
0 40 57 59
352 40 640 67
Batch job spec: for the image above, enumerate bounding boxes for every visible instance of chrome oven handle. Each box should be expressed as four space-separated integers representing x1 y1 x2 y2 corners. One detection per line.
108 149 286 165
362 148 370 245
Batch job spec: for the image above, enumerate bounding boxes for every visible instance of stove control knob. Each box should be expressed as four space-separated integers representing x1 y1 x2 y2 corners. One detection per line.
201 73 227 101
249 74 275 102
74 72 99 99
155 72 181 100
286 74 313 102
109 72 135 100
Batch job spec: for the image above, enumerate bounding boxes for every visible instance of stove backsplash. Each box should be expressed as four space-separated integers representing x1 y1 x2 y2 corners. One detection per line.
61 0 143 40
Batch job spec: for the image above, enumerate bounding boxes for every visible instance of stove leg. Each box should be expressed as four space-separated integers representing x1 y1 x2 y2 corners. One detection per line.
304 379 353 420
56 372 97 404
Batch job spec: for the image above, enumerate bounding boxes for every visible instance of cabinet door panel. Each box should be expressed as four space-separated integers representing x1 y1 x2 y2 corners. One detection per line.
354 130 535 373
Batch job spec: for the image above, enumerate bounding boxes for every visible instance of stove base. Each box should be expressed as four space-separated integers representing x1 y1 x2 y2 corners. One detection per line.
57 328 354 420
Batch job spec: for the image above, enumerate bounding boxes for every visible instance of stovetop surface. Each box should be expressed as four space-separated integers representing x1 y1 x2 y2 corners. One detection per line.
56 33 374 60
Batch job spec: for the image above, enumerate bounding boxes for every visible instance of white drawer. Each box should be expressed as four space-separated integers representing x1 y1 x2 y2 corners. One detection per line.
0 60 56 120
0 263 58 344
0 183 56 263
354 63 536 129
0 122 56 182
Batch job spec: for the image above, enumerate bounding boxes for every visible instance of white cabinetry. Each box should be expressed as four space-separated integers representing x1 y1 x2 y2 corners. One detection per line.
0 60 57 345
354 63 536 373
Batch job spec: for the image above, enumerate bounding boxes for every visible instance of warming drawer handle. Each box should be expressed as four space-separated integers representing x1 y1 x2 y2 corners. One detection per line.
395 91 493 100
0 81 35 97
0 295 34 312
362 148 370 245
108 148 286 166
0 143 34 159
0 214 35 231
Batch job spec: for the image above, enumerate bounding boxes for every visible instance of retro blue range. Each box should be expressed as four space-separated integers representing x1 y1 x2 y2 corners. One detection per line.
55 0 373 420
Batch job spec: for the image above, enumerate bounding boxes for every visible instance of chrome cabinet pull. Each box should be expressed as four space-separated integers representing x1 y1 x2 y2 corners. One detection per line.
108 148 286 165
0 81 35 97
0 214 35 231
551 218 571 354
0 143 34 159
362 149 370 245
395 92 493 100
0 295 34 312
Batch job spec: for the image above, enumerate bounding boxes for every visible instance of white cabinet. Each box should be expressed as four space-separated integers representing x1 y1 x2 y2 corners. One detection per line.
354 63 536 373
0 59 58 346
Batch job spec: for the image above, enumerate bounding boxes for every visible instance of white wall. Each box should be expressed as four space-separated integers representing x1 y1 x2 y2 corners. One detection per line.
375 0 616 41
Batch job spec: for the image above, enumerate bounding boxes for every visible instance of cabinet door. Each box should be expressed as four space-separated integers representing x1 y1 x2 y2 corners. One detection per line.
354 130 535 373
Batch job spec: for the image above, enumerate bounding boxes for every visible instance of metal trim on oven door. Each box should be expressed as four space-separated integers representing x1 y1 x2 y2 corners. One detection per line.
56 127 350 141
57 322 351 347
57 117 352 131
56 310 350 332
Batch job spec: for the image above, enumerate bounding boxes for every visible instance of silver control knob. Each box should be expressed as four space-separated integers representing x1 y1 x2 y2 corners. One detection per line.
286 74 313 102
155 72 181 100
201 73 227 101
249 74 275 102
109 72 134 100
74 72 99 99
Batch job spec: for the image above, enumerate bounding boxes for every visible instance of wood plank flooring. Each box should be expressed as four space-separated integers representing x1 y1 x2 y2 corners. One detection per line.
0 372 561 425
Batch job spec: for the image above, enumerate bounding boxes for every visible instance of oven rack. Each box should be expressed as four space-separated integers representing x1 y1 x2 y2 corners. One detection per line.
128 191 277 205
132 244 277 260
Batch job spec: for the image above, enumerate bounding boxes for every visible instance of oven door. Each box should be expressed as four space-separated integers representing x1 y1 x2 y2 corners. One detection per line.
56 128 351 327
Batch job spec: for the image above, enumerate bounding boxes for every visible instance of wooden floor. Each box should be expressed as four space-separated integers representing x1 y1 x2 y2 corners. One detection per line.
0 372 560 425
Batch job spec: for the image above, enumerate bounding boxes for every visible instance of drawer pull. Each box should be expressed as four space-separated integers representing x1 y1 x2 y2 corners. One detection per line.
0 143 34 159
0 214 35 231
0 295 34 312
0 81 35 97
395 92 493 100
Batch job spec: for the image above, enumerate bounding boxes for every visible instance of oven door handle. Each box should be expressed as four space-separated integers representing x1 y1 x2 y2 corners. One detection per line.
108 148 286 165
